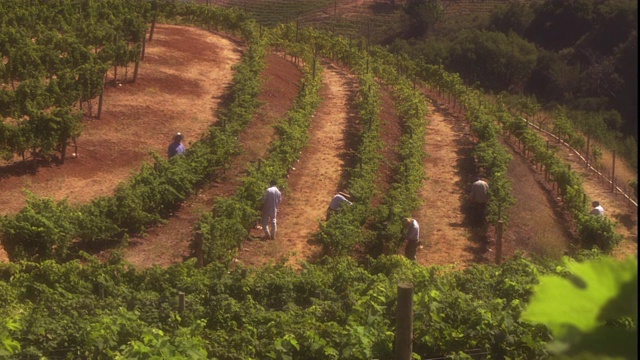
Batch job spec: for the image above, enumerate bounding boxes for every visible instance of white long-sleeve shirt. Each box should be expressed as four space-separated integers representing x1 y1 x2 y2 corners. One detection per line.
262 186 281 216
329 194 352 211
590 205 605 216
405 219 419 242
470 180 489 203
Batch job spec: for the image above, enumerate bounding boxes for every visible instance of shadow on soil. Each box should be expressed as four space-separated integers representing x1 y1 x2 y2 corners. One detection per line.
614 212 638 234
333 63 361 194
434 101 492 263
0 156 65 179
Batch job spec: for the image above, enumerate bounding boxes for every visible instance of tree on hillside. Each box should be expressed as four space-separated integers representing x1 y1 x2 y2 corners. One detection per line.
613 31 638 140
522 0 637 143
524 0 597 52
524 48 580 101
575 58 623 103
572 0 637 59
488 1 535 37
403 0 444 38
448 30 537 92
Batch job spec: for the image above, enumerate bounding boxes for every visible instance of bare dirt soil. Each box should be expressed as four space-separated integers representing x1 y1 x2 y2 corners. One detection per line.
1 24 636 267
414 93 575 270
237 61 360 269
0 24 244 262
121 51 303 269
415 98 486 268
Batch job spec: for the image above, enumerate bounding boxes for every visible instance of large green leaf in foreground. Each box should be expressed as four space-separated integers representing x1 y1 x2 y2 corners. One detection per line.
522 256 637 358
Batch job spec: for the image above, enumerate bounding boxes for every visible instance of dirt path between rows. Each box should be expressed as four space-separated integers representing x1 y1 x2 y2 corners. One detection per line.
500 137 575 259
119 53 303 268
534 131 638 259
237 61 359 269
414 94 574 269
416 100 480 268
0 24 243 263
0 25 241 215
1 23 635 267
416 90 636 267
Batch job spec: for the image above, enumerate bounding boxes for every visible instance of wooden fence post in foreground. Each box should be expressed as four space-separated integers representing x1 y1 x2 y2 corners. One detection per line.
395 283 414 360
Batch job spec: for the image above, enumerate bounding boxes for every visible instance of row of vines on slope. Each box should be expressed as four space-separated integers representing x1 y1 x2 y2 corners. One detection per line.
276 23 505 259
0 4 262 262
2 0 620 270
0 2 635 359
420 64 621 252
271 23 431 262
279 17 622 256
0 0 151 163
498 92 638 202
491 96 623 252
408 57 621 253
193 33 323 266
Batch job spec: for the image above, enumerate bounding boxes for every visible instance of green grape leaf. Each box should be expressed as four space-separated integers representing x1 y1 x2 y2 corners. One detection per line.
522 256 637 337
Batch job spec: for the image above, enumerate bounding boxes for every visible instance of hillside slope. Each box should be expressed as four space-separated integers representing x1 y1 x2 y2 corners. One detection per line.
1 24 635 266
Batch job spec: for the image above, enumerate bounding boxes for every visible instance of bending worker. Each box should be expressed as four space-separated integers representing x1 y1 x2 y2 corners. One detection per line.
168 132 186 158
469 176 489 225
326 191 353 220
403 217 420 261
590 201 605 216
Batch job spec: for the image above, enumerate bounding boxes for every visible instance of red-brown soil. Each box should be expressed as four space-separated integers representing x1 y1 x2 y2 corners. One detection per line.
237 61 360 269
1 24 636 267
414 94 573 269
121 51 303 269
0 24 244 262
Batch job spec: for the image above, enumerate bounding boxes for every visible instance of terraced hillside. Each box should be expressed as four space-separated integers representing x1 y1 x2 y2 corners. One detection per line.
201 0 526 43
1 3 637 359
1 21 635 267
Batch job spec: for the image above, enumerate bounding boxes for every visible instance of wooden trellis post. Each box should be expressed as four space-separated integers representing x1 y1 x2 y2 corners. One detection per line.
395 283 414 360
585 135 590 167
611 151 616 193
496 220 504 264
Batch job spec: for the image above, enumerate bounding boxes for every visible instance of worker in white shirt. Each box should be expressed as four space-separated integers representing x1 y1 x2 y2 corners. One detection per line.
403 217 420 261
261 179 282 240
326 191 353 220
589 201 605 216
469 176 489 225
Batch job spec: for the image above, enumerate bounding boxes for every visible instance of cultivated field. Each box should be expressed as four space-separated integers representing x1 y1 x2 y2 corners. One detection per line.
1 22 635 267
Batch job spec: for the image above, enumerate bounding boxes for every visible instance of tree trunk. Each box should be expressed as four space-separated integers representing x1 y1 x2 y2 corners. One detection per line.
133 59 140 83
149 13 157 42
97 73 106 119
141 34 146 60
97 90 105 120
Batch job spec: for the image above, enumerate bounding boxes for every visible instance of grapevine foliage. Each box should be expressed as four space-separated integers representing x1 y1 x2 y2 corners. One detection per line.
522 256 638 359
